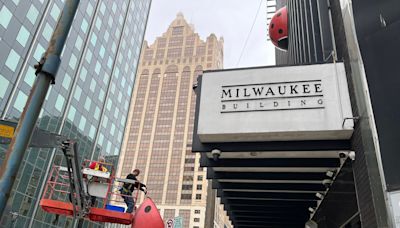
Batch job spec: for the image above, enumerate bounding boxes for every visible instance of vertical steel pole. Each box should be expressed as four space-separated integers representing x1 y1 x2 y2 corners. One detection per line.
0 0 80 218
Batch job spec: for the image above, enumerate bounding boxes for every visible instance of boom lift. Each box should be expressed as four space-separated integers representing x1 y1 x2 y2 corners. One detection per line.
38 140 164 228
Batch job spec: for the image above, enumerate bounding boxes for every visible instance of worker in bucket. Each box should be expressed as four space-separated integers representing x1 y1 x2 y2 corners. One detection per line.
120 169 147 213
88 156 108 206
89 156 108 172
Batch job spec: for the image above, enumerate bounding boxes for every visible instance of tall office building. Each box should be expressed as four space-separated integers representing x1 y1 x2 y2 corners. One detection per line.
0 0 151 227
117 13 223 228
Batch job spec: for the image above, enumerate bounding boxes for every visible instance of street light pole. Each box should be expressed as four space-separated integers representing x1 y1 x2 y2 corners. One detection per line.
0 0 80 218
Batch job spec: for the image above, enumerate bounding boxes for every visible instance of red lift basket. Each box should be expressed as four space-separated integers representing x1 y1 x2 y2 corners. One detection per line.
40 199 75 216
88 207 134 225
269 6 288 50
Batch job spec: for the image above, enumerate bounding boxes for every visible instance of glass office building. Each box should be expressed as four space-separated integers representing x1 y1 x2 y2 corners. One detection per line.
0 0 151 227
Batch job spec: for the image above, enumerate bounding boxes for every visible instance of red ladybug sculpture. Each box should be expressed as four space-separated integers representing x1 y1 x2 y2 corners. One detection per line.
269 6 288 50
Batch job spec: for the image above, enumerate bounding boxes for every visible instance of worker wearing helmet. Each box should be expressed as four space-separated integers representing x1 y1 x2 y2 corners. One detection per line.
120 169 147 213
88 156 108 206
89 156 108 172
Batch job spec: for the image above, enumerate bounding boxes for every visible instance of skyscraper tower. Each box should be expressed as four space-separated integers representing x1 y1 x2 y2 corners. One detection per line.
0 0 151 227
117 13 223 228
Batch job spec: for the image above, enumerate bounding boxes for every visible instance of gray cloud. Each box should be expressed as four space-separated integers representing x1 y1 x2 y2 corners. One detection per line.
144 0 276 69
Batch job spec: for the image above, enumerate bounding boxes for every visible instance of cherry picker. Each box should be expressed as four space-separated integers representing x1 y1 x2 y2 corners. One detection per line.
39 140 164 228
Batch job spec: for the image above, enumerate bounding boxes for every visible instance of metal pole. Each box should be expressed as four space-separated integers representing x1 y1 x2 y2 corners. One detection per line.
0 0 80 218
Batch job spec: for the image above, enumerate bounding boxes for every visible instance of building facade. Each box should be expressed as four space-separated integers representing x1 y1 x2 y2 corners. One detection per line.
0 0 151 227
116 13 223 228
193 0 398 227
275 0 399 227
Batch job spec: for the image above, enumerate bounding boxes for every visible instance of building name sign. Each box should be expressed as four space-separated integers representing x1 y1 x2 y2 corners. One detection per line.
220 80 324 113
197 63 354 142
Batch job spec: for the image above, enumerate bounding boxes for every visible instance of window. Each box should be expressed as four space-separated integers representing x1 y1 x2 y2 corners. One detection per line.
84 97 91 111
196 45 206 56
69 54 77 69
195 194 201 200
167 48 181 58
62 74 71 90
104 30 110 42
26 5 39 25
182 185 192 190
16 25 30 47
99 45 105 58
55 95 65 112
193 218 200 222
90 34 97 46
172 26 184 36
186 35 195 46
81 18 88 33
75 36 83 50
90 79 96 92
197 175 203 181
50 4 60 20
80 67 87 81
95 62 101 74
94 107 100 120
0 5 12 29
0 74 10 99
184 167 194 171
157 38 166 48
196 185 202 190
144 50 154 60
99 89 105 101
67 106 76 121
95 17 102 30
43 23 53 41
74 86 82 101
85 49 93 63
14 91 28 112
79 116 86 132
24 67 35 87
183 176 193 181
194 210 200 214
112 2 117 13
180 194 191 200
169 37 183 47
89 125 96 139
6 49 21 72
87 3 94 16
33 44 45 61
184 47 194 57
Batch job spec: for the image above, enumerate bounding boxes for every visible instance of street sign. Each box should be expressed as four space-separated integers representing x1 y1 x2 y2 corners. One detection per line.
0 121 16 144
173 216 183 228
166 219 174 228
0 124 14 138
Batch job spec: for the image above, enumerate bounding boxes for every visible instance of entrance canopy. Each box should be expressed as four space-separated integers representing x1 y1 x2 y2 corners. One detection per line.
192 63 355 227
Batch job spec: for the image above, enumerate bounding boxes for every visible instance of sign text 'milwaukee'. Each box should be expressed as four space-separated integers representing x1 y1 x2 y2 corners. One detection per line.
219 80 325 113
221 80 323 100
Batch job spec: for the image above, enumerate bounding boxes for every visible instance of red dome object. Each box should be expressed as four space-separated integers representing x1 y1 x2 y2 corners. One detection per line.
132 197 164 228
269 6 288 50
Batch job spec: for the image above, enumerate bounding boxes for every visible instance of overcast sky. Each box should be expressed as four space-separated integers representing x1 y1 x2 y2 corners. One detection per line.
144 0 276 69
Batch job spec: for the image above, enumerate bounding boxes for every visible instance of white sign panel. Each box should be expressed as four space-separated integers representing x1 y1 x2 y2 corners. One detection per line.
197 63 354 142
389 191 400 228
